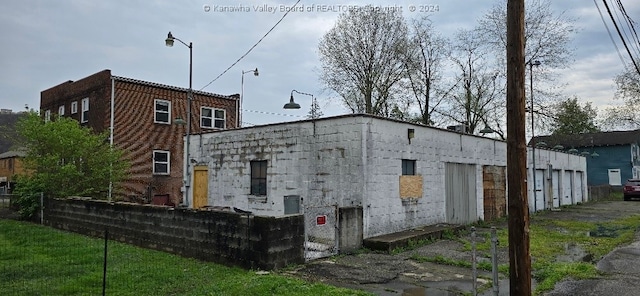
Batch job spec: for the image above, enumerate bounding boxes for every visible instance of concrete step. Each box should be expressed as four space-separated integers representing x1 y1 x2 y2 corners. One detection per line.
363 223 465 253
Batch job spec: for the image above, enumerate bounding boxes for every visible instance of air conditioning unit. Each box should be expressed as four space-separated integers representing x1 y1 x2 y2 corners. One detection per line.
447 125 468 133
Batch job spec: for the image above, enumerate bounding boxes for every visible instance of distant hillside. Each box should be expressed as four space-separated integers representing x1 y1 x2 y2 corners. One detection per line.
0 113 26 153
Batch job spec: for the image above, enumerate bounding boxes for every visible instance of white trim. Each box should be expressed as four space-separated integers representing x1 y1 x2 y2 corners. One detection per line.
201 106 226 129
154 99 171 124
71 101 78 114
153 150 170 175
81 98 89 123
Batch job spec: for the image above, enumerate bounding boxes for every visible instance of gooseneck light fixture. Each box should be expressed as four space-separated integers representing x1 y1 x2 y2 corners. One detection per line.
166 31 193 208
239 68 259 127
284 89 319 119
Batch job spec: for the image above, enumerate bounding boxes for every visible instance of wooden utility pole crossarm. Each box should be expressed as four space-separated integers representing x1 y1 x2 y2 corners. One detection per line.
506 0 532 295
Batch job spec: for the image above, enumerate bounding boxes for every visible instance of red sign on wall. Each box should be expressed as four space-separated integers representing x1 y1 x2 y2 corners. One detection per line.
316 215 327 225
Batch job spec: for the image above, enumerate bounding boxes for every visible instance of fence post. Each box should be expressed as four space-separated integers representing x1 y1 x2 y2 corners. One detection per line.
491 227 499 296
471 226 477 296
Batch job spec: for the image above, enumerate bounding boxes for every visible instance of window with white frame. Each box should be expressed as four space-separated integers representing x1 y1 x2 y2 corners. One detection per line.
71 101 78 114
154 99 171 124
58 105 65 116
201 107 226 129
81 98 89 123
44 110 51 122
153 150 170 175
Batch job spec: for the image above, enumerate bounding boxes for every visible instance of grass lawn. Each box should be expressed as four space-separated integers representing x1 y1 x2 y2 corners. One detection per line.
0 219 371 296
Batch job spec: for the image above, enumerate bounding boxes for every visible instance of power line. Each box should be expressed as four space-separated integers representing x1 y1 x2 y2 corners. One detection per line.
615 0 640 59
602 0 640 75
243 108 305 118
199 0 302 91
595 0 628 68
611 0 640 60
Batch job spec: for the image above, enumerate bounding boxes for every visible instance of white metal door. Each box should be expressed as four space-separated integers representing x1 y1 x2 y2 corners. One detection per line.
562 171 573 205
534 169 545 211
445 163 477 224
552 170 560 208
575 171 584 203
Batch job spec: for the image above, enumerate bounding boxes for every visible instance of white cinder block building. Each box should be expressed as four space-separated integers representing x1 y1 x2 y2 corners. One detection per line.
185 114 586 256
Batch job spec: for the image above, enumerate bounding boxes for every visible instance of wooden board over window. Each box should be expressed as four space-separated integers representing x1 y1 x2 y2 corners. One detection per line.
399 175 423 198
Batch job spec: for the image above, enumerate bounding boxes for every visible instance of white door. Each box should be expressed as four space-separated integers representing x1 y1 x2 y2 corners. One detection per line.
575 171 584 203
552 170 560 208
445 163 477 224
534 169 545 211
562 171 573 205
608 169 621 186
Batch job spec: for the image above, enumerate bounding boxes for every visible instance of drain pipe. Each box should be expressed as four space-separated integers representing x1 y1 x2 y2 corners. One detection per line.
108 77 115 201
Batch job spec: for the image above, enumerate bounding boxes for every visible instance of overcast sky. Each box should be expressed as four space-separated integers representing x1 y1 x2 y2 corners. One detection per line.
1 0 638 126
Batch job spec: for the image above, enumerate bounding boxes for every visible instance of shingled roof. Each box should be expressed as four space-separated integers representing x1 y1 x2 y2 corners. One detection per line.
532 129 640 148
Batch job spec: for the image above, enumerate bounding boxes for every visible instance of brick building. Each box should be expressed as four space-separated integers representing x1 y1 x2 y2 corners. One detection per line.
0 149 27 194
40 69 239 205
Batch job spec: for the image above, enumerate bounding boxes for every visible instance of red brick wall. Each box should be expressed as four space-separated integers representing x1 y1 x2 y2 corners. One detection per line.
41 69 111 133
111 80 237 204
40 70 239 205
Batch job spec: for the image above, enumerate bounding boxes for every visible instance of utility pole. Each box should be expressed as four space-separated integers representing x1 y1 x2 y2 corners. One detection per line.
506 0 531 295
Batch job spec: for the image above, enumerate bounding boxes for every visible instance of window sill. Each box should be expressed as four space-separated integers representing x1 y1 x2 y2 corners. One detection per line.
201 126 226 130
401 197 420 206
248 195 267 203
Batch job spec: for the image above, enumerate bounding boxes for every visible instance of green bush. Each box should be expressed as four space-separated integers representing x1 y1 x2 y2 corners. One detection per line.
13 176 45 219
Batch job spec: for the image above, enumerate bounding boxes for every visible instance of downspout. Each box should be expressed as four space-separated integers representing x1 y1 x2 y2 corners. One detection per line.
108 77 115 201
236 95 239 128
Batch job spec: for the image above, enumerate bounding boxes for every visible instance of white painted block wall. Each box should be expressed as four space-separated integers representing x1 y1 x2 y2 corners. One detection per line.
188 114 586 239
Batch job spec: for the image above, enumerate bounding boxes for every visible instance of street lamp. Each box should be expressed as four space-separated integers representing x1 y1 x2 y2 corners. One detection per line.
239 68 259 127
479 125 495 135
527 59 540 209
166 31 192 208
284 89 318 119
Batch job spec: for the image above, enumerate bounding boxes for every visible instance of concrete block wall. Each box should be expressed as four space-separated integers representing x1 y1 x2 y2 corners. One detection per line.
360 118 507 238
192 117 367 216
44 198 304 270
528 147 588 210
189 114 587 242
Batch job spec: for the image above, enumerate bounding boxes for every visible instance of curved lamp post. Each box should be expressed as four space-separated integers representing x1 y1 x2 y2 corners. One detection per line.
239 68 259 127
284 89 319 119
166 31 192 208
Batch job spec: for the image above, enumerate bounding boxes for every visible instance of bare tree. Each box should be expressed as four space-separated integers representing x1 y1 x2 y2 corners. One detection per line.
602 62 640 129
477 0 577 136
438 29 504 136
318 6 409 116
401 16 451 126
478 0 575 68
